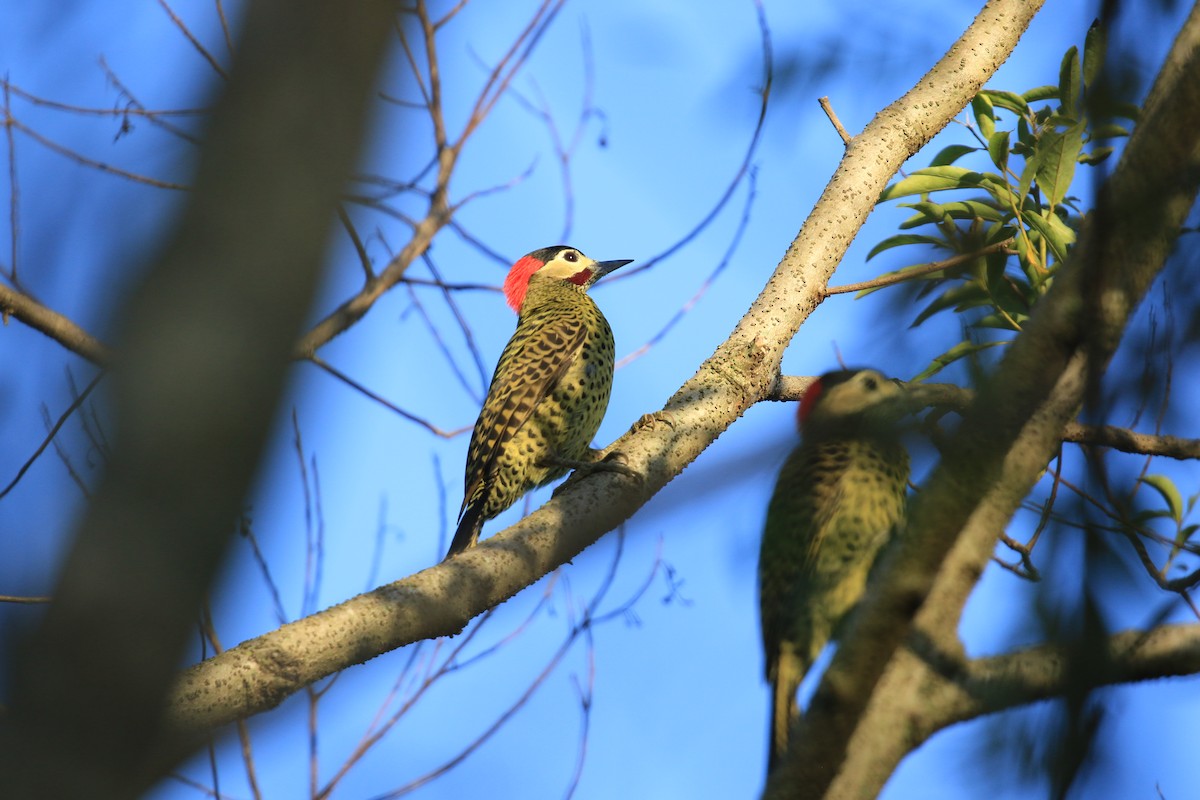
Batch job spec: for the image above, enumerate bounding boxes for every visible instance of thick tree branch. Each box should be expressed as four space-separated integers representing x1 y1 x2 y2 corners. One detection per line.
166 0 1044 738
877 624 1200 752
774 5 1200 798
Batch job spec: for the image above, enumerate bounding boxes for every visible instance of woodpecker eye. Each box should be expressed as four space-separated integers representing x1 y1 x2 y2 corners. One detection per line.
862 375 879 391
563 250 579 263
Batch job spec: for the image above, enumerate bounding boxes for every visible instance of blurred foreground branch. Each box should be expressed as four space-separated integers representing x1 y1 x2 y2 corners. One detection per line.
0 1 398 797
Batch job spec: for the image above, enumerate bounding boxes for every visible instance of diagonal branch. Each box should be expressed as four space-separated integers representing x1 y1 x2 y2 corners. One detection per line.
165 0 1045 738
0 282 112 363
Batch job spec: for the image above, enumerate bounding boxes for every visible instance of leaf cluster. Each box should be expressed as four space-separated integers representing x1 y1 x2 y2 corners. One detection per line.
869 23 1135 380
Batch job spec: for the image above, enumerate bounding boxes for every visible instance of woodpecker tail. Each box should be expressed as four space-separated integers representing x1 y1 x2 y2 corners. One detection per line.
766 650 804 775
445 503 485 559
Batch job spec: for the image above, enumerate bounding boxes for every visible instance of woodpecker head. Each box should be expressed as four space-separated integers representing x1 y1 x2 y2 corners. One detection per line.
502 245 633 312
798 368 909 439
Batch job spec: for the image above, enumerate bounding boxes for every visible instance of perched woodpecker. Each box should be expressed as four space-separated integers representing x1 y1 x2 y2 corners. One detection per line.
446 245 632 559
758 368 911 773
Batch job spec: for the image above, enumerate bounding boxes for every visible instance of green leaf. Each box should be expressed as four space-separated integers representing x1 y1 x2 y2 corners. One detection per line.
1023 85 1060 103
1173 524 1200 562
974 173 1023 210
1090 122 1130 139
930 144 979 167
880 167 986 201
984 223 1019 246
972 94 995 140
866 234 946 261
912 283 991 327
973 313 1023 331
1141 474 1184 525
1059 45 1082 118
1111 101 1141 122
1036 121 1086 206
912 339 1007 381
941 200 1006 223
1078 147 1114 166
1025 209 1076 263
980 90 1029 116
1014 117 1036 161
987 130 1010 170
1082 21 1106 88
1016 149 1041 203
898 200 951 229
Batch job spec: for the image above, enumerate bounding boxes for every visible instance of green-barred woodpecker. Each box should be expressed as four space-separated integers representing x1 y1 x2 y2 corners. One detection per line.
758 368 911 773
446 245 632 559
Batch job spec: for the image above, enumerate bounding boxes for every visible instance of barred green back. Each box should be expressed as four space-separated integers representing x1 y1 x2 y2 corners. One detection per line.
461 278 615 525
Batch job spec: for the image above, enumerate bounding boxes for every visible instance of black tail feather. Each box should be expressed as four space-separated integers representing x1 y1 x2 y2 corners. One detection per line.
445 504 485 559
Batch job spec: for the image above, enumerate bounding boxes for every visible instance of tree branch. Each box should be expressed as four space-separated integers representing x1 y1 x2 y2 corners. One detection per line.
897 624 1200 748
0 282 112 364
165 0 1045 739
906 381 1200 459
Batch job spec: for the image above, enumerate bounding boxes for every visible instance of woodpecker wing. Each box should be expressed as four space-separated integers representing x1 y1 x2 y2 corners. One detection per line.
460 315 590 517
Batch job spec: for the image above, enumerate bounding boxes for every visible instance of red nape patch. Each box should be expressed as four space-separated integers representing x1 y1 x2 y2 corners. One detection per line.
566 268 593 286
798 378 825 431
503 254 545 311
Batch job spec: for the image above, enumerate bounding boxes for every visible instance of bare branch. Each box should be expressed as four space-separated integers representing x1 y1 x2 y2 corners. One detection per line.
157 0 230 80
0 371 104 501
0 595 52 604
909 381 1200 459
818 96 852 147
0 283 112 364
921 624 1200 734
10 117 190 190
824 239 1015 296
614 0 771 282
307 356 469 438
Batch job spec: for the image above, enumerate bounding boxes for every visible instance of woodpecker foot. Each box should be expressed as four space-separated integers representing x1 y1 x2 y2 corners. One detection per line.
629 411 673 434
549 451 641 497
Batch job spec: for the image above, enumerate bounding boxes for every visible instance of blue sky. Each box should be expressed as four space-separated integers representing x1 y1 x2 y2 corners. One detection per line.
1 1 1198 798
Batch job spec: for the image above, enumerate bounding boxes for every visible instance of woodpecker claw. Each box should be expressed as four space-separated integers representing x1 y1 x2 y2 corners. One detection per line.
548 450 641 498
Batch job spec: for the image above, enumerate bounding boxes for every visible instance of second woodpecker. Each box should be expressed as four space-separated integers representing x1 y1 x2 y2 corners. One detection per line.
758 368 912 773
446 245 632 558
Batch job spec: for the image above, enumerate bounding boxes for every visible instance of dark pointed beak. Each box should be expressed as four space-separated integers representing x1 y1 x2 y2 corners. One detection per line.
594 258 633 279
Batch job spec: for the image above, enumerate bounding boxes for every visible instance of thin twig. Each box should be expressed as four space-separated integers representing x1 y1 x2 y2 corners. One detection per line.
338 204 375 280
615 169 757 368
613 0 771 282
824 239 1014 296
11 117 189 190
4 80 19 285
422 252 489 395
0 371 104 500
99 59 204 144
307 355 469 438
819 96 852 146
157 0 230 80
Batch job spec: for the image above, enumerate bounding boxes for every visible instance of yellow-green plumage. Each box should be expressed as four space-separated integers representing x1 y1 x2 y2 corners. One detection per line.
758 369 910 774
447 246 629 558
